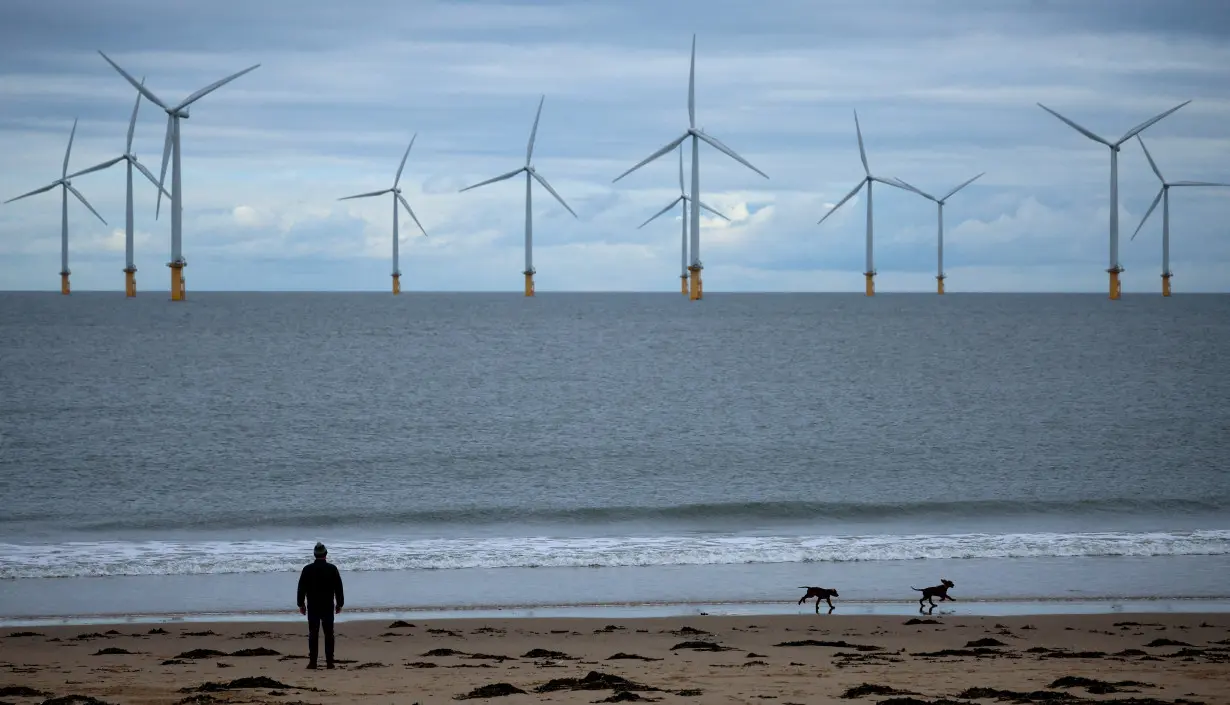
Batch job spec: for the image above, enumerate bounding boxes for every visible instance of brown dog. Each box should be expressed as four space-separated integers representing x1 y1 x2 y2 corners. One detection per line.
912 578 955 609
797 586 839 613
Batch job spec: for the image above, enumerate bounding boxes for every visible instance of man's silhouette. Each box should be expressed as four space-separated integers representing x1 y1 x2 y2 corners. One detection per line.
297 542 344 669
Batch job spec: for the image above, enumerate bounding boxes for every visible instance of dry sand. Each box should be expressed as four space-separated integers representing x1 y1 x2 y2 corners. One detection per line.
1 613 1227 704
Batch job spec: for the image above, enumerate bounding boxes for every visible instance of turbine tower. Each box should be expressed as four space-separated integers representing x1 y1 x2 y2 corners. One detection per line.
613 34 768 301
637 143 730 295
1130 136 1230 297
1036 100 1189 300
890 172 985 294
65 82 170 297
338 135 429 294
816 110 914 297
99 50 260 301
3 119 108 295
460 95 576 297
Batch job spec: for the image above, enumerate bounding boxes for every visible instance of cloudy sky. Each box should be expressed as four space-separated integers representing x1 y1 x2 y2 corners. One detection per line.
2 0 1228 293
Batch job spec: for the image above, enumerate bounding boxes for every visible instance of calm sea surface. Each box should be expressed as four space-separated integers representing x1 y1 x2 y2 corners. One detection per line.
1 292 1228 620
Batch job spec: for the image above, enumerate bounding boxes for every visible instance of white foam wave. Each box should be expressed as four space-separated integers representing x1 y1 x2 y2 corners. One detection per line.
2 530 1228 579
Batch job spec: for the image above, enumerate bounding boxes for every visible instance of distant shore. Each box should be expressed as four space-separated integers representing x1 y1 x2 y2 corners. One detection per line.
4 613 1227 704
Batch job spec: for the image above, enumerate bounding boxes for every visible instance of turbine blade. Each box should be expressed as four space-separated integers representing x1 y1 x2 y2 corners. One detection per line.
397 193 427 237
1118 100 1191 145
460 168 524 192
1130 188 1164 241
1136 136 1165 183
530 170 577 218
872 176 914 192
4 181 61 204
155 114 173 218
132 159 172 199
526 95 544 164
697 199 731 221
694 132 768 179
1036 103 1112 147
688 34 696 129
940 172 985 202
176 64 261 110
66 183 107 225
338 188 392 201
126 78 144 152
888 176 935 201
394 134 415 188
62 118 78 178
612 133 688 183
854 110 870 176
98 51 170 110
65 156 125 180
1171 180 1230 187
817 181 865 226
637 196 683 229
678 143 685 193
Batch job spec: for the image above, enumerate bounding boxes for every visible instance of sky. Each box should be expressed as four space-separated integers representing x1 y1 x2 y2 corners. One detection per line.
1 0 1229 293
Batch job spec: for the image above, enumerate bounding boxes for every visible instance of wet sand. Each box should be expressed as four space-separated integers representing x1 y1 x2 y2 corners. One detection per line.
2 613 1227 704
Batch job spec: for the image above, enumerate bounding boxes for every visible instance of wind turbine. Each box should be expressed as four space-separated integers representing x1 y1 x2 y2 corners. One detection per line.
1036 100 1189 300
64 82 170 297
613 34 768 301
816 110 914 297
3 119 107 295
1130 135 1230 297
98 50 260 301
637 143 730 295
339 135 430 292
460 95 576 297
890 172 985 294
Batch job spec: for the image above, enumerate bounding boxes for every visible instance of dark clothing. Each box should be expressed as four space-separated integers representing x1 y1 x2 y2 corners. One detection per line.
307 606 334 666
297 559 344 612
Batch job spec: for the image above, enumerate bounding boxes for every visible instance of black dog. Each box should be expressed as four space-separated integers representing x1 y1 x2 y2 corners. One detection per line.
797 586 839 614
911 578 955 609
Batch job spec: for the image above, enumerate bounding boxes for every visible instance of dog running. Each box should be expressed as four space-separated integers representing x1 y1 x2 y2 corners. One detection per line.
911 578 955 609
796 586 839 613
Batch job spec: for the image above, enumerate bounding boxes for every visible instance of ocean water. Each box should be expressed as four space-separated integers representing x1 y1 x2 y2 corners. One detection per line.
1 292 1228 622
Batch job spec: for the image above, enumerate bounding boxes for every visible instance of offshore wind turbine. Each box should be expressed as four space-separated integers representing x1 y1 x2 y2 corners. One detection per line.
613 34 768 301
98 50 260 301
1036 100 1189 300
890 172 985 294
65 83 170 297
460 95 576 297
637 143 730 295
1130 135 1230 297
338 135 428 294
816 110 914 297
3 119 108 295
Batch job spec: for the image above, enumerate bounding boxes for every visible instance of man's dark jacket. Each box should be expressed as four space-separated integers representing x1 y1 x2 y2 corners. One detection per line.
297 559 344 612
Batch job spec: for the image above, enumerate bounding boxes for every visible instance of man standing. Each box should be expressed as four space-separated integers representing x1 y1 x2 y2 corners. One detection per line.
297 542 344 669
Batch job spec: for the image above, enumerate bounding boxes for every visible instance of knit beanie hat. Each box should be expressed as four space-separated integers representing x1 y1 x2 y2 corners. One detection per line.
313 542 327 558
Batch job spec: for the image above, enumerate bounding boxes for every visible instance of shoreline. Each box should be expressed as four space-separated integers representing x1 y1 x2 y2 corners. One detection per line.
3 613 1226 704
6 597 1230 628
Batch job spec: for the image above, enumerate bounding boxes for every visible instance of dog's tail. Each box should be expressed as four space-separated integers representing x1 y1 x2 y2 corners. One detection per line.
797 586 811 589
910 586 923 591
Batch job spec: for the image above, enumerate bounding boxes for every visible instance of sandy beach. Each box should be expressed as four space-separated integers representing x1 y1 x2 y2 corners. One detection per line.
2 613 1227 704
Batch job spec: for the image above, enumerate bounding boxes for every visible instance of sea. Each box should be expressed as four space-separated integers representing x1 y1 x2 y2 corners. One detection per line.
1 292 1228 626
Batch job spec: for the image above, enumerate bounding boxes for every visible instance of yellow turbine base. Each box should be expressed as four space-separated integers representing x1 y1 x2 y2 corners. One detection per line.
864 272 876 297
125 270 136 298
1109 270 1121 300
1162 273 1171 297
170 264 185 302
937 277 945 295
524 272 535 297
688 265 702 301
392 274 401 295
60 273 70 295
680 275 688 296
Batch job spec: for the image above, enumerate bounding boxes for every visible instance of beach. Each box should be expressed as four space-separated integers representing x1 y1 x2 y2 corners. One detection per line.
2 613 1228 704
